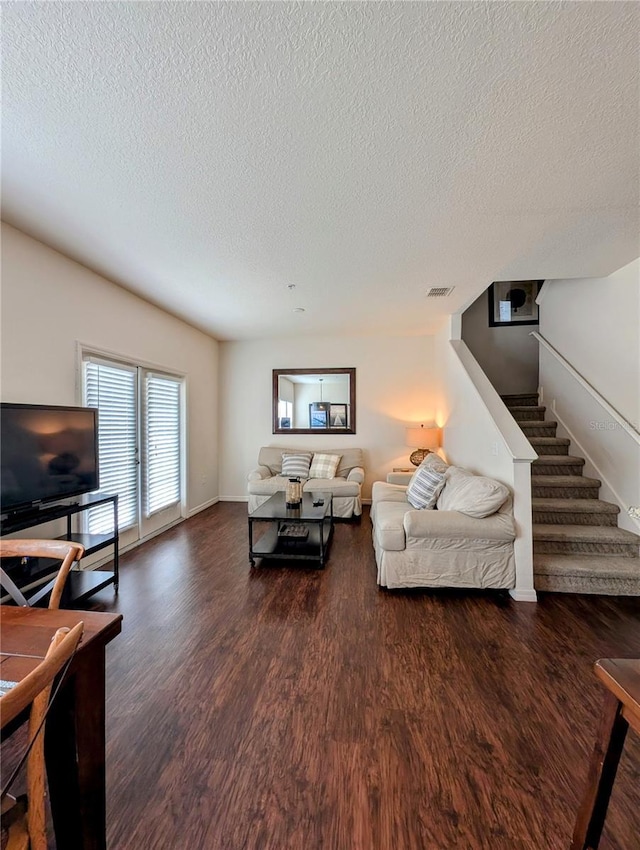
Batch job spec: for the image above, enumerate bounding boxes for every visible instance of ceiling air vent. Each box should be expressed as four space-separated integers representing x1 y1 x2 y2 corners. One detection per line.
426 287 454 298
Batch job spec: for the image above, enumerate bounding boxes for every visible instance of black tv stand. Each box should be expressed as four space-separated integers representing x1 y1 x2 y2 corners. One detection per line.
4 501 77 525
1 493 119 607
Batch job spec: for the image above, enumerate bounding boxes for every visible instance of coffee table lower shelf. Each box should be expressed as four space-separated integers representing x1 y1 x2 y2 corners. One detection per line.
250 523 332 567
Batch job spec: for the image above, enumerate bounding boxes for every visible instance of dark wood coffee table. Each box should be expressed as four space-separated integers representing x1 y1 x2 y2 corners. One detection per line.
248 491 333 568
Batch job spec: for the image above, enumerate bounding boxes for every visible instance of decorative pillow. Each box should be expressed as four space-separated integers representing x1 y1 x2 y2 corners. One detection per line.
406 465 446 510
437 466 509 518
309 453 341 480
407 454 448 488
281 452 313 479
420 452 449 475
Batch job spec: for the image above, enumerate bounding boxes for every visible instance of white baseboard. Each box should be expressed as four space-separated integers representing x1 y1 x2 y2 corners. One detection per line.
186 497 220 517
509 588 538 603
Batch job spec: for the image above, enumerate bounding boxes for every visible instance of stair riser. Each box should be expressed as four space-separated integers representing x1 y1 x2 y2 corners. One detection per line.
522 425 557 437
513 411 546 422
534 541 639 557
534 575 640 595
504 396 539 408
532 463 584 476
532 485 600 499
529 444 569 455
532 511 619 527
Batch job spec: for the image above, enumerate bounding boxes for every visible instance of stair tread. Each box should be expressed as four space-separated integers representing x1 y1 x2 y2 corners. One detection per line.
509 405 546 412
532 499 620 514
520 420 558 429
533 455 585 464
534 553 640 578
533 524 640 544
531 475 600 487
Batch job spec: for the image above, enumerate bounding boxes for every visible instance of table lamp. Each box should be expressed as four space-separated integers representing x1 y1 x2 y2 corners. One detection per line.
405 424 440 466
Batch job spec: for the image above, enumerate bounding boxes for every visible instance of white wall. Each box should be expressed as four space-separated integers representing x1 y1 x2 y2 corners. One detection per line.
461 289 539 394
219 334 436 501
540 259 639 425
539 258 640 532
1 223 219 516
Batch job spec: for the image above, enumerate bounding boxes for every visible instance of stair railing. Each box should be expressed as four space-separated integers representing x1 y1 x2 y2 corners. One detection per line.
531 332 640 445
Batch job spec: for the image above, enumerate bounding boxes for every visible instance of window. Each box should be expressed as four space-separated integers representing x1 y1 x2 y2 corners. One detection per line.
278 399 293 428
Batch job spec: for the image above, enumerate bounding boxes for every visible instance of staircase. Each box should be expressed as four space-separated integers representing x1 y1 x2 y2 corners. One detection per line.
502 393 640 595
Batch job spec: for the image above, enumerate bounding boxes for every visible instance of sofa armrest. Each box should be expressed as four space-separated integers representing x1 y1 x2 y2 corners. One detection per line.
347 466 365 485
403 509 516 541
248 465 271 482
387 472 413 485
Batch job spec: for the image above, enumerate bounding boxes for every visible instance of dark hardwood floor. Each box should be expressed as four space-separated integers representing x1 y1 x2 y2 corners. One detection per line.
86 503 639 849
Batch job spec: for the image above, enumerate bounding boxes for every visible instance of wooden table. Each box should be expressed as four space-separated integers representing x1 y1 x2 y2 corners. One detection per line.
1 605 123 850
571 658 640 849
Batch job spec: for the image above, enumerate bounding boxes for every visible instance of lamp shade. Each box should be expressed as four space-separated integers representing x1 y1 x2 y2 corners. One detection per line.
405 425 440 449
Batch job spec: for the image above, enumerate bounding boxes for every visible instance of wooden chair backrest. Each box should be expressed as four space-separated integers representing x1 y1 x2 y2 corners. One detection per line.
1 623 84 850
0 540 85 610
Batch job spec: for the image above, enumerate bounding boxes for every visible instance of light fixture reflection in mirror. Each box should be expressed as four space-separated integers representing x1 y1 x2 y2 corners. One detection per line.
272 368 356 435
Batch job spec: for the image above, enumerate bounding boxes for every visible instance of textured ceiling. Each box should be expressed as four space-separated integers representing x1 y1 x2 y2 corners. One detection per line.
2 1 639 341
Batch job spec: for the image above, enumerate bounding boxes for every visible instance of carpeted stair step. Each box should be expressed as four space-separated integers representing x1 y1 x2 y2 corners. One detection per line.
532 455 585 476
533 524 640 557
532 498 620 527
528 437 570 455
520 420 558 437
509 405 547 422
534 554 640 595
532 475 601 499
501 393 539 408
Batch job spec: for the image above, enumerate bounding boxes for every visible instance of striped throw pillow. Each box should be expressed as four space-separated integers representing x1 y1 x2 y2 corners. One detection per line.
406 465 446 510
309 453 341 480
281 453 313 480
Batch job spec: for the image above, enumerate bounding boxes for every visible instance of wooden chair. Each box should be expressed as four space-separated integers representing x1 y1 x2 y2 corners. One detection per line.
0 540 85 610
1 622 84 850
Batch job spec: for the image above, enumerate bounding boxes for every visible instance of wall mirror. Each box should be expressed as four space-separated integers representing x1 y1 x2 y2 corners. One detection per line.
272 368 356 435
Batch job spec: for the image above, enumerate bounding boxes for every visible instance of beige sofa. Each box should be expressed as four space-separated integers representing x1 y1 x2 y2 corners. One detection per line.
371 469 516 590
248 447 365 518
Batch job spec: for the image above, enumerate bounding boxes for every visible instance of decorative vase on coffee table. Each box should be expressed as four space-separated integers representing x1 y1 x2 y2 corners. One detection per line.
286 477 302 507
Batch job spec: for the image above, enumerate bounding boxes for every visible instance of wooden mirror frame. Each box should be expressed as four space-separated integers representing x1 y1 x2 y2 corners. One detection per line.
272 368 356 435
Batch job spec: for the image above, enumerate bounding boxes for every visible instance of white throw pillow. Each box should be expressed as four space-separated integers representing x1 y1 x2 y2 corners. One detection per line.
437 466 509 518
406 464 446 510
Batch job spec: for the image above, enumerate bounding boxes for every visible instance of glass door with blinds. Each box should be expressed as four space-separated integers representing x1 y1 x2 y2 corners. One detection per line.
140 373 182 538
83 355 184 548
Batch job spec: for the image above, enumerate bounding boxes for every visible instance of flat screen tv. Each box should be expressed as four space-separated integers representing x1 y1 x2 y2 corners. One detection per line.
1 403 99 515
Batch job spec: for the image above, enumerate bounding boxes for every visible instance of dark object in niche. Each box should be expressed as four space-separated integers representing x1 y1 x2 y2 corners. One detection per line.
278 524 309 539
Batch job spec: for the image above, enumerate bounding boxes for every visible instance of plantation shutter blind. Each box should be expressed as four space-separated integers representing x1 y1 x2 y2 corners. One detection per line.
84 359 138 533
144 374 181 516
